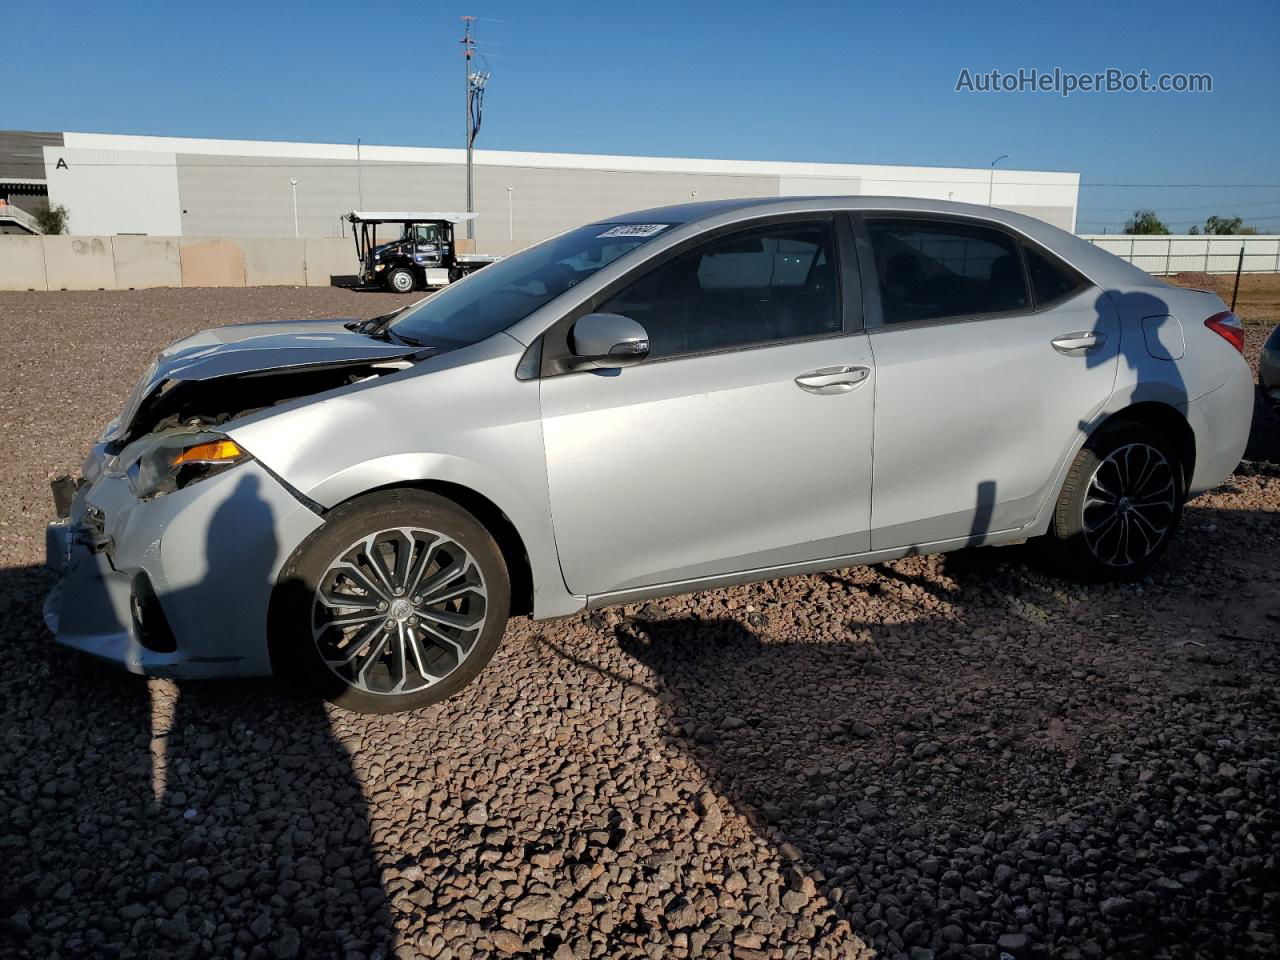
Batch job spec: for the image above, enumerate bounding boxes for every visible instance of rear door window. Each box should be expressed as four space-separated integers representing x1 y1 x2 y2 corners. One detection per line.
866 218 1030 325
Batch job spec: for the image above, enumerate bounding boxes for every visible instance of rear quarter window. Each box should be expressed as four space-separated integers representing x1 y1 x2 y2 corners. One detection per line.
1023 242 1091 306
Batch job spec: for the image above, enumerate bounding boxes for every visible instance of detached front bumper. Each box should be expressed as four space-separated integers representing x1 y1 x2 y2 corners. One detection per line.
43 459 323 678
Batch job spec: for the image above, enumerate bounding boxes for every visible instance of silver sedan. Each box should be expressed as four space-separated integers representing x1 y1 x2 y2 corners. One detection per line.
45 198 1254 713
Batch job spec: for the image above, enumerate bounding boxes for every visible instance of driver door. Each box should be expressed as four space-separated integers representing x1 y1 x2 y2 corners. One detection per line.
539 216 877 599
412 224 443 268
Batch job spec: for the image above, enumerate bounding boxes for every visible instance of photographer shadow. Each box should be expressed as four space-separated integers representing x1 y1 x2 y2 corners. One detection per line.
1 472 393 959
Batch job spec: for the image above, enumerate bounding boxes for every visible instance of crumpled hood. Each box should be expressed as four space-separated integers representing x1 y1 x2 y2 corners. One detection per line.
104 319 424 444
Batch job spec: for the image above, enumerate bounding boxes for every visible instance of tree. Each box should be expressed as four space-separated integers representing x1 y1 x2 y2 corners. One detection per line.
1201 215 1256 235
1205 215 1243 234
1124 210 1169 235
33 202 70 235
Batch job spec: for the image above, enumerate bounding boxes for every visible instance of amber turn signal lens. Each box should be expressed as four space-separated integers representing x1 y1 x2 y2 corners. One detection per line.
171 439 244 467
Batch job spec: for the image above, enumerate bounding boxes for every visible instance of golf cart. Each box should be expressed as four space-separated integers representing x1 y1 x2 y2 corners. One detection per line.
348 211 501 293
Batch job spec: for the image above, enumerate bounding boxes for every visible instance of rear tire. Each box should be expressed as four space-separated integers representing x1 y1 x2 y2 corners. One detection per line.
386 267 416 294
1046 421 1185 581
270 490 510 714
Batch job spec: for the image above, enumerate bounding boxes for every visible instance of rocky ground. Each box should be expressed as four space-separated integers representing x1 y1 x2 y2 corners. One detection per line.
0 287 1277 960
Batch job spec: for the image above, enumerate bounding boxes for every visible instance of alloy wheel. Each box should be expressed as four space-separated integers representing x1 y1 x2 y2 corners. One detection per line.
1082 443 1177 567
310 527 488 696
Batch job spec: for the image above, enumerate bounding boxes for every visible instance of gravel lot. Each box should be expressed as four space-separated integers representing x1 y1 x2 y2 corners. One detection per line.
1 287 1278 960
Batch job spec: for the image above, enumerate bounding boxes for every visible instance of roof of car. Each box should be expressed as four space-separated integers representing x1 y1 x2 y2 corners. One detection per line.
607 195 1034 226
602 196 1154 290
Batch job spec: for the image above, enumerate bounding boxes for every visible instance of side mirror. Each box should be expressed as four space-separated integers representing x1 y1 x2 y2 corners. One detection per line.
569 313 650 369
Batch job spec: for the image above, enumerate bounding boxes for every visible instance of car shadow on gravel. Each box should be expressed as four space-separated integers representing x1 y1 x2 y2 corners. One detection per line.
613 514 1280 960
0 572 394 958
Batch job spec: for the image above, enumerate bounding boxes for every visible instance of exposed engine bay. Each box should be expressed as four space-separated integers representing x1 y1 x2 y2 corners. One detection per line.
105 358 413 453
95 317 434 455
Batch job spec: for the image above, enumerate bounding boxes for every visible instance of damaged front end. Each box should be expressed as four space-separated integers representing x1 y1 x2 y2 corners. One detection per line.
43 319 433 678
102 319 430 452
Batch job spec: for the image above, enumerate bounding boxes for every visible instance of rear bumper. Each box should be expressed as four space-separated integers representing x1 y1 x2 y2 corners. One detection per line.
43 460 324 678
1184 360 1254 495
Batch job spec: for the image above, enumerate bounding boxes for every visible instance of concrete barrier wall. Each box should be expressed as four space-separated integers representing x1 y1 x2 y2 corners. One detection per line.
0 235 365 291
8 231 1280 292
112 237 182 288
42 236 117 291
241 238 306 286
304 238 358 287
179 239 247 288
0 236 48 291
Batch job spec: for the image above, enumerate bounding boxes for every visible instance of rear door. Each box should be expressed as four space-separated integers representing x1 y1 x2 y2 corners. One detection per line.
857 214 1119 549
539 215 876 598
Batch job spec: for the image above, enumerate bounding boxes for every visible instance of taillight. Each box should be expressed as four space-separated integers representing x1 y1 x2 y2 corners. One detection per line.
1204 311 1244 353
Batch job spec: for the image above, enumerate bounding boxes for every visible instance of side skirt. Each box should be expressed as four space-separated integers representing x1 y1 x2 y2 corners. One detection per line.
581 528 1030 612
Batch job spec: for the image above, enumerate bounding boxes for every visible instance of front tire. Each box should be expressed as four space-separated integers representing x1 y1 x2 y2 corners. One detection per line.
270 490 510 714
1046 421 1185 581
386 267 416 294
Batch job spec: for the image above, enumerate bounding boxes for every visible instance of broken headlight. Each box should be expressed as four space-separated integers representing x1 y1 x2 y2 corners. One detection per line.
130 432 251 500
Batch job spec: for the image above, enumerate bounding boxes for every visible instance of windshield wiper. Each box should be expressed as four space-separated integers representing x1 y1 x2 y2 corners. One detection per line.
344 318 411 344
344 308 407 337
391 332 428 347
359 325 430 349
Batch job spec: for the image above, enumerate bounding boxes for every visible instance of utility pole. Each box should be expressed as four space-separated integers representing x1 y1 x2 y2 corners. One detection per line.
461 16 492 243
462 16 477 241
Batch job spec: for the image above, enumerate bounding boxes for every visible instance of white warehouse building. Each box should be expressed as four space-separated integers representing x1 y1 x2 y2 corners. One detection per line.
7 131 1080 253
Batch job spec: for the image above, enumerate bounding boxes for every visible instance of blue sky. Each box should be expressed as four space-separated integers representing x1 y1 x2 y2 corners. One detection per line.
7 0 1279 232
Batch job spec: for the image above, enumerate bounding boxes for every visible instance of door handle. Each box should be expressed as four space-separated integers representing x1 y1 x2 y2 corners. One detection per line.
794 365 870 394
1051 331 1105 354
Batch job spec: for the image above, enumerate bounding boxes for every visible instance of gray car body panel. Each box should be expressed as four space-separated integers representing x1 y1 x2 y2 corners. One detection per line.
540 333 877 595
46 459 322 677
46 196 1254 678
864 285 1122 550
225 332 580 619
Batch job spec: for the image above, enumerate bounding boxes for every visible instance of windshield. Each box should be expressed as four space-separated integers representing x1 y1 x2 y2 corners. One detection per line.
386 221 673 346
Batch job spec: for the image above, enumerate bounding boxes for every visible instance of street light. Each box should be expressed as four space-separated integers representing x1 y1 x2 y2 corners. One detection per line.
506 185 513 244
988 154 1008 206
356 138 364 209
290 178 299 238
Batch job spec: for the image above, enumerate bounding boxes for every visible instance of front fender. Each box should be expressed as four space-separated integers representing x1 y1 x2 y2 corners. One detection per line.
226 337 583 619
309 450 582 620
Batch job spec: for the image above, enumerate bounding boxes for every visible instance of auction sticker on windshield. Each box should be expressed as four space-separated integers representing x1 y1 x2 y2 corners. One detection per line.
596 224 670 239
